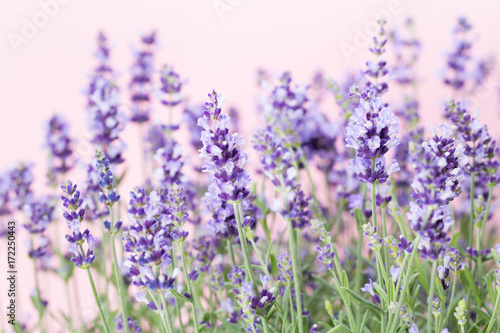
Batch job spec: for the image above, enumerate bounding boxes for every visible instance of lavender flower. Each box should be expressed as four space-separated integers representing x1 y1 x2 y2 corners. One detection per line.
407 123 467 260
45 114 74 185
346 86 400 184
22 199 55 234
86 32 126 165
114 313 142 333
198 90 252 203
95 149 121 208
361 279 381 305
158 64 183 107
277 252 293 284
445 100 500 197
7 163 34 210
129 32 156 123
60 181 98 269
122 188 177 293
364 19 389 96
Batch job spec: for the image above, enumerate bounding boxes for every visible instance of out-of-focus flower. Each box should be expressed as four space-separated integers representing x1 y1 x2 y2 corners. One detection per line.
129 32 156 123
45 114 75 186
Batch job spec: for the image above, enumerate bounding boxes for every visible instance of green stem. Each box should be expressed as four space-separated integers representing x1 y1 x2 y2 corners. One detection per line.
427 262 438 333
371 181 378 230
381 205 390 284
443 274 457 326
227 239 237 267
251 239 269 275
354 224 363 324
388 235 421 331
287 221 304 333
281 285 290 333
109 208 130 333
160 292 175 333
170 249 185 332
32 250 46 333
468 173 475 250
179 242 200 333
148 289 170 333
478 186 494 279
485 292 500 333
86 269 110 333
261 316 270 333
233 202 260 295
288 285 296 328
330 270 357 332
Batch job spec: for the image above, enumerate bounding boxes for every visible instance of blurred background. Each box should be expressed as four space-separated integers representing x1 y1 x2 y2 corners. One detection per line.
1 0 500 331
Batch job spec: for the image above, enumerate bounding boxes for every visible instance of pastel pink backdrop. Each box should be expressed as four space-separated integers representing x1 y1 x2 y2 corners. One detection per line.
1 0 500 331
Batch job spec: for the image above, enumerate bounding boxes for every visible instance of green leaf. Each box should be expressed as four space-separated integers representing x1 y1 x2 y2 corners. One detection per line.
325 325 343 332
318 321 334 330
486 274 497 307
340 286 384 316
460 267 481 305
171 289 194 304
354 208 366 227
359 310 369 333
269 325 280 333
372 282 388 306
472 305 491 322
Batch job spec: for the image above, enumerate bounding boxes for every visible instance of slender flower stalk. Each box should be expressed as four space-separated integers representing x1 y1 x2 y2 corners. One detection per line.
60 180 110 332
95 149 129 333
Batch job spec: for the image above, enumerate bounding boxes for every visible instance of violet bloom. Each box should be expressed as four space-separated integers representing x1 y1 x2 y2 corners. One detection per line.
361 279 381 305
445 100 500 198
277 252 293 284
364 19 389 96
7 162 34 210
114 313 142 333
443 17 472 92
158 64 183 107
390 18 421 86
129 32 156 123
345 86 400 184
60 181 98 269
122 188 178 298
407 123 467 260
95 149 121 208
192 236 215 273
86 32 126 165
23 199 55 234
45 114 74 185
198 90 252 203
183 103 205 151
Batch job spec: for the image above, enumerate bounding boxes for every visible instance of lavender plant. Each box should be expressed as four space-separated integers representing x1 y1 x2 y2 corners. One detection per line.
8 16 500 333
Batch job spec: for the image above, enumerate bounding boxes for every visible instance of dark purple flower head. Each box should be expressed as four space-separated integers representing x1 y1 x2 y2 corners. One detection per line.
198 90 252 203
45 114 75 185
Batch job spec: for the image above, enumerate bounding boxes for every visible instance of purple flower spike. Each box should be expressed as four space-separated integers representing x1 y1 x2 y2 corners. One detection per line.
198 90 252 204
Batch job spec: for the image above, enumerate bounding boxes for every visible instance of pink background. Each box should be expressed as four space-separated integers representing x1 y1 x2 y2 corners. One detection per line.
1 0 500 331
